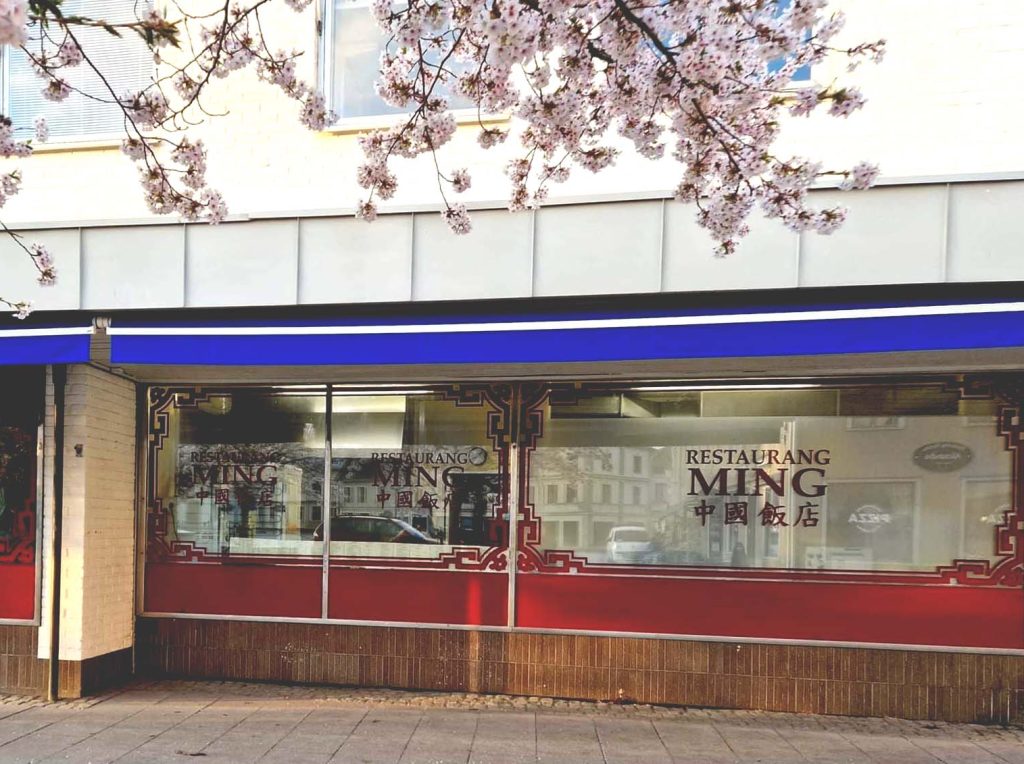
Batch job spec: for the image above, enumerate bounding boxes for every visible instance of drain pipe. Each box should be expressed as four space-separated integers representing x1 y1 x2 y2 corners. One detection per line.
47 365 66 703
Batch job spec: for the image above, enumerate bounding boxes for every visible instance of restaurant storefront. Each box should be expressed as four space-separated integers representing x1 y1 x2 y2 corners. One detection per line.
4 294 1024 721
141 378 1021 650
117 290 1024 723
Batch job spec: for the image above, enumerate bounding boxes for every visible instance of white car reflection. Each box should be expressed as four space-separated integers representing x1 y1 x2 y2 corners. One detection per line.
606 525 656 564
313 515 440 544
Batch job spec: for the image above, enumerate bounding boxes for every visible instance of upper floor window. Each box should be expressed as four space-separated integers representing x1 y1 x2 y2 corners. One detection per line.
322 0 472 125
6 0 154 141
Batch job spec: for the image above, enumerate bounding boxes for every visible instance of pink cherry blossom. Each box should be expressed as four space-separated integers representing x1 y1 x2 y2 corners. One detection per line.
30 244 56 286
0 0 26 47
356 0 885 247
451 169 471 193
443 203 472 234
1 0 887 314
33 117 48 143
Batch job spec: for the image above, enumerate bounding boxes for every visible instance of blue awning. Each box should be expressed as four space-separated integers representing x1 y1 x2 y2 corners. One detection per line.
0 324 93 365
106 300 1024 366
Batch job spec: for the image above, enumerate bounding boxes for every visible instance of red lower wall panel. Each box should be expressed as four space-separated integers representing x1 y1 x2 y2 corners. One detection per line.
329 568 507 626
517 574 1024 649
0 565 35 621
145 562 321 618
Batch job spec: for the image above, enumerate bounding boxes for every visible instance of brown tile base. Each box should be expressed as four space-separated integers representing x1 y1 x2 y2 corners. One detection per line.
0 623 133 699
58 647 134 699
0 625 46 696
136 618 1024 724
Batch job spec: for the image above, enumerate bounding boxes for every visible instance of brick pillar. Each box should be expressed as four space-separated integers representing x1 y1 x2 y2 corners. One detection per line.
38 365 137 698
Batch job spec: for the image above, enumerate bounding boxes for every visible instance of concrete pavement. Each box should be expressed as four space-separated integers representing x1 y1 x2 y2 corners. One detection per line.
0 680 1019 763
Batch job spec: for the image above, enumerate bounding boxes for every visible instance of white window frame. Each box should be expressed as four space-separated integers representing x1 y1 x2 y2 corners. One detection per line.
0 22 152 146
318 0 504 132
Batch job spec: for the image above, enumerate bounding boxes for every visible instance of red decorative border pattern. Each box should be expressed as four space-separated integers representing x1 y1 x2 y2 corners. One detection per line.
515 378 1024 588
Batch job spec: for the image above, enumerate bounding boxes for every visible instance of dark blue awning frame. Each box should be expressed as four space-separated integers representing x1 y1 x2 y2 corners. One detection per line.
105 300 1024 367
0 324 93 365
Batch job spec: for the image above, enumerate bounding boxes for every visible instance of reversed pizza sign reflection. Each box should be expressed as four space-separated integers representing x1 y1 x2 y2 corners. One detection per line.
847 504 892 534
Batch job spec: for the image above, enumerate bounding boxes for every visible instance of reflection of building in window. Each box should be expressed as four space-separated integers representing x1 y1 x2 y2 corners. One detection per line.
963 415 998 428
818 480 918 569
528 385 1012 573
563 521 579 547
961 478 1012 558
846 416 905 430
153 390 505 558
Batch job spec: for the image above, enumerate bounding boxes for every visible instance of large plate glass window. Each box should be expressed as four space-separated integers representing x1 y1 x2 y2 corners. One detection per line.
145 387 326 618
325 387 509 626
528 382 1011 573
0 367 42 622
327 390 504 560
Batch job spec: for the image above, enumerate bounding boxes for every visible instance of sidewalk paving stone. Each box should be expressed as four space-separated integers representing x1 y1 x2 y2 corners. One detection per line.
0 679 1017 763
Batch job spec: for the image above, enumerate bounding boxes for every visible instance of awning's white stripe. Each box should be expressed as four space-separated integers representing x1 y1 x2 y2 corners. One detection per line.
0 326 94 339
106 301 1024 337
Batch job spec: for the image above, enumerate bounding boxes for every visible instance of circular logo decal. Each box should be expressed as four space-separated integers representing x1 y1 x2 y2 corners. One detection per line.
847 504 892 534
468 447 489 466
912 442 973 473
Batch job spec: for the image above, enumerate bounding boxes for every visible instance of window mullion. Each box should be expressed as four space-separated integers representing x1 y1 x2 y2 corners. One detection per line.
321 385 332 621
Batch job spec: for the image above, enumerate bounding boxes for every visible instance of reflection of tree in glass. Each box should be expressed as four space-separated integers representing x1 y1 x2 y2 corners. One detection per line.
532 447 611 482
0 427 31 541
176 442 311 541
0 427 31 490
451 474 501 508
330 456 383 482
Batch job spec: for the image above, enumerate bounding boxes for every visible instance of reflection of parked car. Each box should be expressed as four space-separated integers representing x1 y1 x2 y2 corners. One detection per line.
606 526 656 563
313 515 440 544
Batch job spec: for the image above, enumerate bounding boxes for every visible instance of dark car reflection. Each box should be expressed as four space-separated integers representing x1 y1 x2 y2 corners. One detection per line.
312 515 440 544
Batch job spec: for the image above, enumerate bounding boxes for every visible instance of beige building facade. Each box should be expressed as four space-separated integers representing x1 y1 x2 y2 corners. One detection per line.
2 0 1024 722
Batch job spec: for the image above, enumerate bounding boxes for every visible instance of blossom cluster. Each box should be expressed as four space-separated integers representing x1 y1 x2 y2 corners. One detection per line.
0 0 887 315
0 0 26 47
124 137 227 223
0 116 56 311
30 244 56 286
1 0 334 314
357 0 885 245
